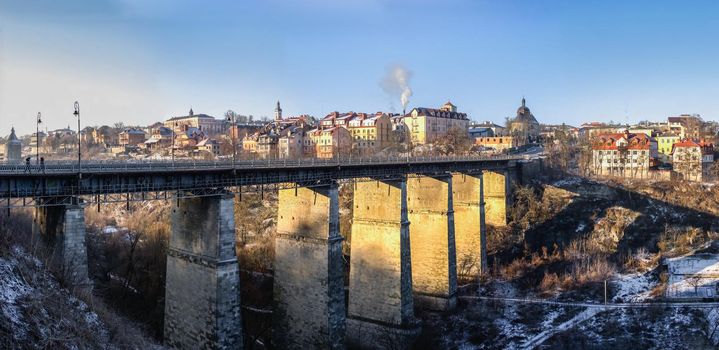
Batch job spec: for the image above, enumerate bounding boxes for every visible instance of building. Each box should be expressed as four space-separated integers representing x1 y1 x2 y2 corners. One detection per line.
470 121 505 136
164 108 227 137
591 131 658 178
665 254 719 299
93 126 119 147
540 124 579 141
278 124 312 159
307 127 351 158
400 101 470 145
508 98 540 144
244 105 312 159
176 127 206 148
468 127 494 139
4 127 22 162
656 132 681 162
672 139 714 181
579 122 625 139
144 126 174 151
473 136 517 152
196 139 220 157
29 131 47 157
668 114 703 139
119 128 146 146
320 111 393 155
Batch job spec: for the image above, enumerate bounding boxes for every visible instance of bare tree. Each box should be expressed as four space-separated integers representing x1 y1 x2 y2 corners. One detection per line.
686 274 704 296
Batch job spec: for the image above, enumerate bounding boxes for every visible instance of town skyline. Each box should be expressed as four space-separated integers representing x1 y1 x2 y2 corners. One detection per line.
4 0 719 135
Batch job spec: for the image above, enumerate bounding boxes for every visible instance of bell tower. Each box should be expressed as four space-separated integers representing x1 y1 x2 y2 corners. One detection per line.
275 101 282 121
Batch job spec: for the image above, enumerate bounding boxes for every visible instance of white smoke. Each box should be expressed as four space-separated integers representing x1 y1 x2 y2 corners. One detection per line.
380 64 413 112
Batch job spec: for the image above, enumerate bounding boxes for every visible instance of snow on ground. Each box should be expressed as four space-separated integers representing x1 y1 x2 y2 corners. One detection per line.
0 253 32 338
575 222 586 233
551 177 583 187
521 307 604 349
612 272 655 302
666 253 719 299
0 245 111 346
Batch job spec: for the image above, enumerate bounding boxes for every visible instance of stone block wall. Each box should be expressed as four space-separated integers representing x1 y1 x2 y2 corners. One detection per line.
348 179 419 349
452 173 487 278
273 184 345 349
33 203 89 287
406 176 457 310
164 194 242 350
483 170 509 226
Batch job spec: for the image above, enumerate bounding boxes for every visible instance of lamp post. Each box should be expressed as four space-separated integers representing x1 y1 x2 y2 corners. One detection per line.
73 101 81 177
36 112 42 164
172 122 177 164
226 113 237 169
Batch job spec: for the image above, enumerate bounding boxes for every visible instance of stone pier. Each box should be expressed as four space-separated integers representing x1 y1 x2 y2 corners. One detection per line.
164 194 242 350
484 170 511 226
347 179 420 350
273 183 345 349
32 199 89 287
406 176 457 311
452 173 488 278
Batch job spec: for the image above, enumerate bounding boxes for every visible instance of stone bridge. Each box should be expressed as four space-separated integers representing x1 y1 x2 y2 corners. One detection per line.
0 155 543 349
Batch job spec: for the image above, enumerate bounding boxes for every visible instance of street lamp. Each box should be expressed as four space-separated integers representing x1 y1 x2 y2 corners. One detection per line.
172 122 177 164
73 101 81 177
226 113 237 169
36 112 42 164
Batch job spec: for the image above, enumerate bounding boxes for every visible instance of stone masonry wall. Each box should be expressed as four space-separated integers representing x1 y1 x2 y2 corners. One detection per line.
164 195 242 350
33 203 89 286
406 176 457 310
273 184 345 349
484 171 508 226
452 173 487 278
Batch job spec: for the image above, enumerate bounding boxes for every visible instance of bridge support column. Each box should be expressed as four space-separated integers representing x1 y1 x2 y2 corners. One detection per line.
164 194 242 350
32 199 90 287
484 170 512 226
452 173 488 279
406 175 457 311
273 182 345 349
348 179 420 350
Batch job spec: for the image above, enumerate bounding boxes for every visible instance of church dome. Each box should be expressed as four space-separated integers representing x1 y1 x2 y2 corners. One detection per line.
513 97 538 123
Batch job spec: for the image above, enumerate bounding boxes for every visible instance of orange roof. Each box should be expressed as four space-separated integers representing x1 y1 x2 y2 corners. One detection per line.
592 132 653 150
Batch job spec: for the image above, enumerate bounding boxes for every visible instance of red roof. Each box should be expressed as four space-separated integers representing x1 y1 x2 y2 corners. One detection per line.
672 139 714 154
592 132 653 150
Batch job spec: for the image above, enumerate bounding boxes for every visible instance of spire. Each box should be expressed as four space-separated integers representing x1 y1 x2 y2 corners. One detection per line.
274 100 282 121
189 107 194 116
9 127 17 140
521 97 526 107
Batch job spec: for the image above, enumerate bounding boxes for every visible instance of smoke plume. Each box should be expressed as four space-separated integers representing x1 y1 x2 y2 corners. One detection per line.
380 64 413 112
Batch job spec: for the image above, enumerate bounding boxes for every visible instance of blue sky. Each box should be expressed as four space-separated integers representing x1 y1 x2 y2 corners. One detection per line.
2 0 719 135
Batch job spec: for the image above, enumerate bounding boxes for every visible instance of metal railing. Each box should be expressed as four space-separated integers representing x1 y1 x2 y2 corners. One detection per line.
0 154 524 175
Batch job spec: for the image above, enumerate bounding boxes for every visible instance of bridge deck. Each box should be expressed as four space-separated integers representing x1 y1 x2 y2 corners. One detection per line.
0 155 526 207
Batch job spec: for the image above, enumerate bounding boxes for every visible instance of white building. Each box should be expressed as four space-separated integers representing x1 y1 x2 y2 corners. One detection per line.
591 131 658 178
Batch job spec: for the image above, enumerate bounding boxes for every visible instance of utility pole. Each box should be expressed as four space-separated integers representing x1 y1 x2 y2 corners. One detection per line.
604 279 608 305
36 112 42 164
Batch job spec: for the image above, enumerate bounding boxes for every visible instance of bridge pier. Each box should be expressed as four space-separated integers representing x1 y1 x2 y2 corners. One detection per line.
273 182 345 349
347 179 420 350
32 199 90 287
484 170 512 226
164 193 242 350
406 175 457 311
452 172 488 278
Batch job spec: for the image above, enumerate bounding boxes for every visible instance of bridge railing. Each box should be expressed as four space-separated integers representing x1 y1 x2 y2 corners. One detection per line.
0 154 526 174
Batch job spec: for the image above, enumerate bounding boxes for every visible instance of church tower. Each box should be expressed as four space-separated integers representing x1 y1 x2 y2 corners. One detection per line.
274 101 282 121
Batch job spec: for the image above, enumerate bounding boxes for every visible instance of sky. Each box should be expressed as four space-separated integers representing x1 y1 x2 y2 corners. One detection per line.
2 0 719 136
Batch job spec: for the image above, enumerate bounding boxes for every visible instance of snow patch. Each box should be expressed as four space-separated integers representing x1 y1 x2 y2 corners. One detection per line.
612 273 654 302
